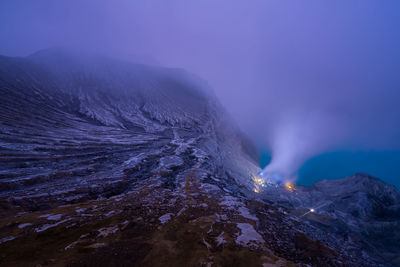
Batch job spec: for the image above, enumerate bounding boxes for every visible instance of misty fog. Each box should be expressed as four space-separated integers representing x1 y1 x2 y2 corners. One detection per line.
1 0 400 184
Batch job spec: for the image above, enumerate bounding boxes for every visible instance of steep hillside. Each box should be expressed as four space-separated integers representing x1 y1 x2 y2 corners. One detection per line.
0 49 258 213
0 49 398 266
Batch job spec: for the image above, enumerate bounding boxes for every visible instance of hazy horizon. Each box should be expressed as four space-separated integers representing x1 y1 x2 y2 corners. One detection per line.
1 0 400 187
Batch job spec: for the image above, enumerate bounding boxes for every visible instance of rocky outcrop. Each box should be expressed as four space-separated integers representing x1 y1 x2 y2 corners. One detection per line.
0 48 258 215
260 173 400 266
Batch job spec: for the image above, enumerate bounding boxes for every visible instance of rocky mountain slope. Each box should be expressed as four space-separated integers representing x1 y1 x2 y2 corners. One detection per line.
0 49 399 266
260 174 400 266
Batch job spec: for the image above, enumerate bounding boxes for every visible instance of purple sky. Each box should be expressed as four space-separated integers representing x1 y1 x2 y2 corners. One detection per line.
1 0 400 178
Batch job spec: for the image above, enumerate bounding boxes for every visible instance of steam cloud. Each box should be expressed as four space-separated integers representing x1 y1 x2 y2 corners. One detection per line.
1 0 400 181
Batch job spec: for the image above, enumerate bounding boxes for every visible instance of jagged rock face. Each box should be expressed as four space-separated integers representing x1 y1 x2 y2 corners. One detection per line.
0 49 259 213
0 49 398 266
260 173 400 266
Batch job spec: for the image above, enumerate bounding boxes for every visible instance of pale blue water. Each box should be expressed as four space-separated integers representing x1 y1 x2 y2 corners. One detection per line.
259 150 400 189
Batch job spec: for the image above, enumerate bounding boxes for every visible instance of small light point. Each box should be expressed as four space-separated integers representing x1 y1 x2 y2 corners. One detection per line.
285 182 295 192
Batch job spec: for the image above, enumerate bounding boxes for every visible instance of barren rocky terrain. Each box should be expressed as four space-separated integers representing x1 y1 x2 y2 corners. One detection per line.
0 49 399 266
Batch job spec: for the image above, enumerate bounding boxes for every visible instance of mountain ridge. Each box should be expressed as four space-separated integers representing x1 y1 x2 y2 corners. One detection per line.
0 49 399 266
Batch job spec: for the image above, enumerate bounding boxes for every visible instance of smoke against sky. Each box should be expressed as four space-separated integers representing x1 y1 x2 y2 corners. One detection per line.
1 0 400 181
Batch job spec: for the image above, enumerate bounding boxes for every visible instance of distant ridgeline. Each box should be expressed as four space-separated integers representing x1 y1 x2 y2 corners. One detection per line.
260 150 400 189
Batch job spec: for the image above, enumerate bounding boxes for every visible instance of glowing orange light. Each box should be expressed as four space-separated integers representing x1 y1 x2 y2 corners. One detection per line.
285 182 295 192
